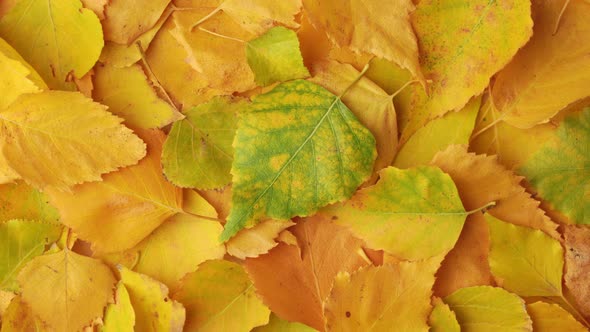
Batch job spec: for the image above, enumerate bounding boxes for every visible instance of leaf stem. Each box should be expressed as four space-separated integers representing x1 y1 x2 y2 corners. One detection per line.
198 27 246 43
465 201 496 215
135 41 180 112
182 210 226 223
339 60 372 99
389 79 423 100
553 0 571 35
190 6 222 31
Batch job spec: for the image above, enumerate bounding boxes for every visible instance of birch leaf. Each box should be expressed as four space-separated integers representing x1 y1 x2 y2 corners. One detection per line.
564 225 590 320
527 301 587 332
246 26 310 86
172 259 270 332
0 91 146 190
102 0 171 44
17 250 117 332
224 80 376 240
0 49 39 110
324 166 466 260
93 63 183 129
0 181 60 224
47 130 181 253
520 109 590 224
0 0 103 90
429 297 460 332
494 0 590 128
101 283 135 332
444 286 532 332
162 96 243 189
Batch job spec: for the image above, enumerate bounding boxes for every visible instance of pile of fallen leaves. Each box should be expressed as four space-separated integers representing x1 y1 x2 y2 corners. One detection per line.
0 0 589 330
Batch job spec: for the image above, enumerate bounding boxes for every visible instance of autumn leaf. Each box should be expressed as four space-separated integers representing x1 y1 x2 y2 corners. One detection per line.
102 0 170 44
0 0 103 90
0 47 39 110
172 259 270 332
325 261 436 332
47 130 180 253
244 215 369 331
247 26 310 86
162 96 243 189
429 297 460 332
252 314 317 332
0 181 60 224
443 286 533 332
0 91 146 190
119 266 185 332
520 108 590 224
564 225 590 320
223 79 376 240
226 219 295 259
17 250 117 332
101 282 135 332
92 62 183 129
527 301 587 332
324 166 467 260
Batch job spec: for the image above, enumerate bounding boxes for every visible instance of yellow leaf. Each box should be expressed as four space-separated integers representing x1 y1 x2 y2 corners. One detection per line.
0 49 39 110
486 214 563 297
101 282 135 332
429 297 460 332
564 225 590 320
303 0 423 82
493 0 590 128
93 63 183 129
443 286 532 332
119 267 185 332
0 0 103 90
527 301 587 332
227 219 295 259
325 261 435 332
431 145 559 238
244 215 369 331
47 130 181 253
145 19 223 110
17 250 116 332
122 213 225 290
394 96 480 169
325 166 466 260
219 0 301 35
80 0 107 20
173 259 270 332
99 5 172 67
102 0 170 44
171 0 256 92
310 60 398 182
0 91 146 190
0 38 47 90
401 0 533 143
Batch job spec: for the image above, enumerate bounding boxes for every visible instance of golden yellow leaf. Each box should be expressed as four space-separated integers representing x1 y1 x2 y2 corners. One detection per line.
101 282 135 332
171 0 256 92
527 301 587 332
219 0 301 35
394 96 480 169
93 63 183 129
325 261 436 332
400 0 533 143
0 0 103 90
17 250 116 332
145 19 223 110
432 145 559 238
429 297 460 332
173 259 270 332
0 91 146 190
0 49 39 110
303 0 423 82
444 286 532 332
244 215 369 331
119 266 185 332
227 219 295 259
0 38 47 90
487 214 563 297
0 181 60 224
47 130 181 253
310 60 397 182
493 0 590 128
564 225 590 320
99 5 172 68
102 0 170 44
252 314 317 332
325 166 466 260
